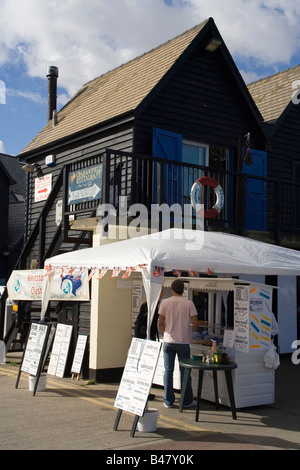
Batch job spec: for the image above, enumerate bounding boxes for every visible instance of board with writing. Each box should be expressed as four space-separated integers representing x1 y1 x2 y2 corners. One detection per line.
47 324 73 378
21 323 50 376
71 335 88 375
114 338 161 417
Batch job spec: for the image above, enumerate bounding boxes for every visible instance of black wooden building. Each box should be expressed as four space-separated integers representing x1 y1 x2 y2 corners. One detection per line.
2 18 300 377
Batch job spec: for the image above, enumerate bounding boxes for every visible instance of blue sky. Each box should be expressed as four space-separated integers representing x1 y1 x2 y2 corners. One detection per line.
1 0 300 156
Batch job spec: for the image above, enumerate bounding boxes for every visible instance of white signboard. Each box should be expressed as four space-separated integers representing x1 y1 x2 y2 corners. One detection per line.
249 285 273 350
48 324 73 378
34 174 52 202
71 335 88 374
7 269 90 302
234 284 274 352
114 338 161 417
234 285 250 352
21 323 49 376
131 280 143 333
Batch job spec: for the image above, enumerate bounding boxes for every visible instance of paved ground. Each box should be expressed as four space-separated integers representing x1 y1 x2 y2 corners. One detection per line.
1 352 300 456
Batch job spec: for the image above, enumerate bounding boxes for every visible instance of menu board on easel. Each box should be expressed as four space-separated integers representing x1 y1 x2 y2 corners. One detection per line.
114 338 161 417
48 324 73 378
71 335 88 375
21 322 50 376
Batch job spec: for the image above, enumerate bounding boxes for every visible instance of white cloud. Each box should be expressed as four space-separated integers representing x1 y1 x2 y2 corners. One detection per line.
0 0 300 99
188 0 300 65
7 88 45 104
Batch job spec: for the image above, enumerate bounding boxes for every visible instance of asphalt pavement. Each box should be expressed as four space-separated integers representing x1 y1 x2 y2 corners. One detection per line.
1 352 300 456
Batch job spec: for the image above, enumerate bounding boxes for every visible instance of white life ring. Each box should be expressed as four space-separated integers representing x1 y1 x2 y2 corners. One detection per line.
191 176 224 219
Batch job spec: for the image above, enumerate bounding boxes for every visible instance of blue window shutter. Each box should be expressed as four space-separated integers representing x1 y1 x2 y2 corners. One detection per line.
153 128 182 161
242 149 267 231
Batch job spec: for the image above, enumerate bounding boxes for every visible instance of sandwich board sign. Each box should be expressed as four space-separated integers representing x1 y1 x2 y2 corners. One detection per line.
47 324 73 378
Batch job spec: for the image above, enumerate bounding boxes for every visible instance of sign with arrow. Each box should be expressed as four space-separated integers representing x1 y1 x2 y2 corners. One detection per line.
68 163 103 205
34 174 52 202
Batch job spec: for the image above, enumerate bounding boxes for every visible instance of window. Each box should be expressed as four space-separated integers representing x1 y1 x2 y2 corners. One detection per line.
182 141 209 166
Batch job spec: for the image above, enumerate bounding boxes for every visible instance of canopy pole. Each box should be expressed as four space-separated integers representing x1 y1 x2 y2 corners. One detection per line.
141 266 163 340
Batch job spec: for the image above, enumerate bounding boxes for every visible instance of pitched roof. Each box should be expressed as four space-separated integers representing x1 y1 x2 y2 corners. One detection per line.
20 19 210 156
248 64 300 124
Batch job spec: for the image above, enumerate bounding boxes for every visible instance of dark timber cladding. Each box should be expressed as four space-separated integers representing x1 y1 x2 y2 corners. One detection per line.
25 124 134 245
135 46 265 155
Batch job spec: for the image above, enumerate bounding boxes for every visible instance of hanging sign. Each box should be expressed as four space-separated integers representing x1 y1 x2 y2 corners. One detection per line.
68 163 103 205
7 269 90 302
114 338 161 417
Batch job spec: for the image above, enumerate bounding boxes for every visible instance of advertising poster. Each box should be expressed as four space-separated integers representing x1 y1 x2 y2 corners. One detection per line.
234 284 273 352
114 338 161 417
249 285 273 349
234 285 250 352
131 280 143 333
7 269 90 302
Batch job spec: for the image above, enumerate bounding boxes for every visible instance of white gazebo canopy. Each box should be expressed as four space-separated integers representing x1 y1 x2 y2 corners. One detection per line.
44 229 300 337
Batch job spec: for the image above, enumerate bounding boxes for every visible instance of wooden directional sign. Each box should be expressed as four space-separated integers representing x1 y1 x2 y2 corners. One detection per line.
68 164 103 205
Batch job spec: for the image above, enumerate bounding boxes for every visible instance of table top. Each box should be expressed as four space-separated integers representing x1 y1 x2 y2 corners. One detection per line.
179 358 237 370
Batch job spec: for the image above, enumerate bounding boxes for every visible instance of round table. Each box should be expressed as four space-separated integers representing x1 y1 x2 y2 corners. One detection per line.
179 358 238 422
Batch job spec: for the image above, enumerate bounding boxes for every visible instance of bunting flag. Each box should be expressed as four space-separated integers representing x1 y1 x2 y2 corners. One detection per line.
97 267 109 279
122 267 135 279
152 266 166 277
88 267 97 281
109 266 122 279
44 263 149 280
76 267 86 279
44 264 56 276
188 271 198 277
173 269 182 277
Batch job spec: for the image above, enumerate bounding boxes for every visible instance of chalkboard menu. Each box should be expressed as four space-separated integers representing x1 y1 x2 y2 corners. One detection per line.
48 324 73 378
114 338 161 417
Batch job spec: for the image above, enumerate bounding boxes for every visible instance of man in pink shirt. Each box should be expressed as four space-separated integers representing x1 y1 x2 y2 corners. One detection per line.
158 279 199 408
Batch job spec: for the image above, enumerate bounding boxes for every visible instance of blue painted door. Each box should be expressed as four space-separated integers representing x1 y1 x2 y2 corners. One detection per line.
242 149 267 231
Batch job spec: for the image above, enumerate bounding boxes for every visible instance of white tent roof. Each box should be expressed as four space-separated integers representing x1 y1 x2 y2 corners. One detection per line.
43 229 300 337
45 229 300 276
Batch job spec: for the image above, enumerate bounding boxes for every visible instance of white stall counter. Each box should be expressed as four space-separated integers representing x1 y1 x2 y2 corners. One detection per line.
153 342 275 409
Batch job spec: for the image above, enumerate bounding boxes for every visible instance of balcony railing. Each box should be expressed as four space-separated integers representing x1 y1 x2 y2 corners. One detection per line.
72 149 299 245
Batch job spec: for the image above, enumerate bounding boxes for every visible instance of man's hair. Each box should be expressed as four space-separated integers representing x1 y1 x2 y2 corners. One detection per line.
171 279 184 295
